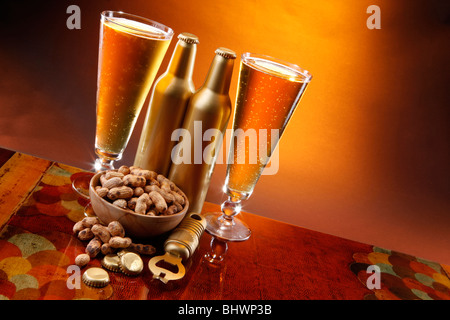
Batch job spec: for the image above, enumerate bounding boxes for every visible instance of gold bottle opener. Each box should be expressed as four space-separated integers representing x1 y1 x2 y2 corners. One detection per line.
149 213 207 283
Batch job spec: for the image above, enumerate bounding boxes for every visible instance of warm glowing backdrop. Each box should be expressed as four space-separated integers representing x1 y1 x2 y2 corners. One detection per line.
0 0 449 263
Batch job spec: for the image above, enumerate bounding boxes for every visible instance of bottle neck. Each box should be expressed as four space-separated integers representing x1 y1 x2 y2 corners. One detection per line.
167 40 197 79
203 54 234 94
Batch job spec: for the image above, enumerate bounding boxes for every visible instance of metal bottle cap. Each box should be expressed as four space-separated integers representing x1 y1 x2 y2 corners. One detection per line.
118 252 144 276
215 47 236 59
82 267 110 288
101 254 121 272
178 32 199 44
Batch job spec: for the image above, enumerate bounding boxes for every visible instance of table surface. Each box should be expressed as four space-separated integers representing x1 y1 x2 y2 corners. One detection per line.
0 147 449 300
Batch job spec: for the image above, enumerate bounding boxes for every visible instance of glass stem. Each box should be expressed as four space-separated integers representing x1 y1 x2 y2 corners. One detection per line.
220 196 242 223
94 157 115 172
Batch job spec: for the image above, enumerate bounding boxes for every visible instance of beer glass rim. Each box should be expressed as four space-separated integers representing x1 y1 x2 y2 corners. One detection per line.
101 10 174 40
241 52 312 83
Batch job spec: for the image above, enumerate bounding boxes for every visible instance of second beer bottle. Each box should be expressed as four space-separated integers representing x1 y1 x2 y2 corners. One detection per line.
169 47 236 213
134 33 199 175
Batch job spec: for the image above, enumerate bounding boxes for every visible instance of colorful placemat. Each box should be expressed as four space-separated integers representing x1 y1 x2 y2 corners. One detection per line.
0 163 115 300
350 247 450 300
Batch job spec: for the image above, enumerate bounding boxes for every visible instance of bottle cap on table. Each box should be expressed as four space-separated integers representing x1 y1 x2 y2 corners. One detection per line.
82 267 110 288
118 251 144 276
101 254 121 272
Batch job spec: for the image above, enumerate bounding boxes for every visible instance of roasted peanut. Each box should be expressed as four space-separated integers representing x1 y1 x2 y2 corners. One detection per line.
86 237 102 258
95 187 109 198
146 185 175 203
130 168 157 180
107 186 133 200
78 228 94 241
112 199 128 209
109 236 132 249
148 191 167 213
133 187 144 197
173 201 183 212
123 174 146 188
135 193 150 215
146 178 160 187
105 171 124 180
103 177 124 189
75 253 90 268
107 221 125 238
100 174 108 187
82 217 100 228
73 221 84 235
101 243 114 255
164 204 179 216
170 190 185 205
91 224 111 243
118 165 131 175
127 197 138 211
130 243 156 256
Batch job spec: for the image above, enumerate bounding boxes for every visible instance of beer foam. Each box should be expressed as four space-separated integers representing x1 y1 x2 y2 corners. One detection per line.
253 59 299 78
105 17 169 39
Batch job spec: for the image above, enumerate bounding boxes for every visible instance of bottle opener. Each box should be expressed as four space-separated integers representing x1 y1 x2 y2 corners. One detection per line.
148 213 207 283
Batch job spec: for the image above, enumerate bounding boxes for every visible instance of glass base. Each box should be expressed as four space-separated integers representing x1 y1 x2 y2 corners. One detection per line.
71 172 95 200
204 212 251 242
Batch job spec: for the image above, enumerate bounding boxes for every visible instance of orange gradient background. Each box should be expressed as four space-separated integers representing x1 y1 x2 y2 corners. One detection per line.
0 0 449 264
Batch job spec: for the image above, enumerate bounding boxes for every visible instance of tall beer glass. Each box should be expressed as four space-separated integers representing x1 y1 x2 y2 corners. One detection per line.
204 53 312 242
94 11 173 170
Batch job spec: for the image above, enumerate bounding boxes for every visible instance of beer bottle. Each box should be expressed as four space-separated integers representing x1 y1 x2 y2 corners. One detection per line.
169 47 236 213
134 32 199 176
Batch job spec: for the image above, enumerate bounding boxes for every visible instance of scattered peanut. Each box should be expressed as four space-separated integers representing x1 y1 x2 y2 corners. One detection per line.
91 224 111 243
86 237 102 258
78 228 94 241
107 221 125 238
73 219 156 271
130 243 156 256
101 242 114 255
82 217 100 228
75 253 90 268
73 221 84 235
109 236 132 249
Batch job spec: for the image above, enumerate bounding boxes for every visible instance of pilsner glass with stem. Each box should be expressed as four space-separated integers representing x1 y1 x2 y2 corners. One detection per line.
204 52 312 242
72 11 173 213
94 11 173 171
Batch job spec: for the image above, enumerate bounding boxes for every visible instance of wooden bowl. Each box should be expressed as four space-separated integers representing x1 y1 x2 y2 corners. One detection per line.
89 171 188 239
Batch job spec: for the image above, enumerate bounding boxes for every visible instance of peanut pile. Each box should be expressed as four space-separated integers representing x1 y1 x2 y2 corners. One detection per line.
73 217 155 268
95 165 187 216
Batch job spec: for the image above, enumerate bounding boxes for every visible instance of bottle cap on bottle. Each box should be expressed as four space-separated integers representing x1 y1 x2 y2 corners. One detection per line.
178 32 199 44
215 47 236 59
